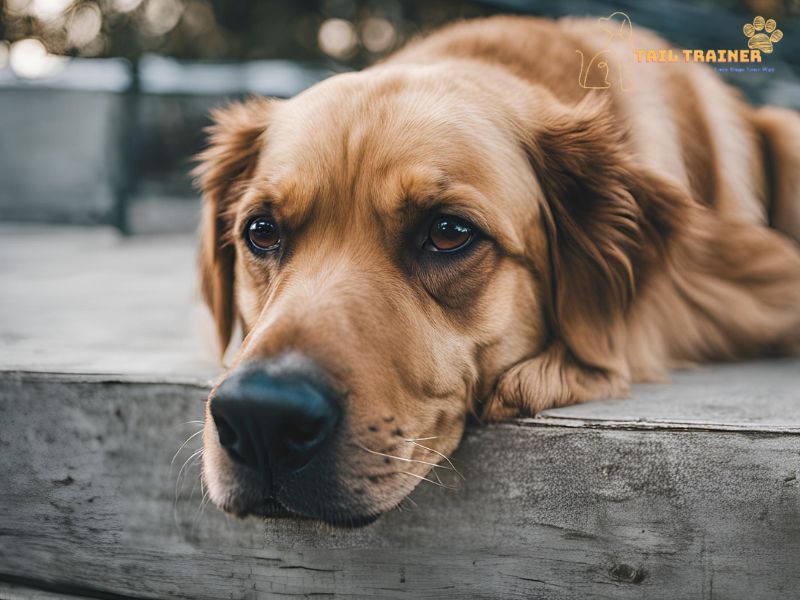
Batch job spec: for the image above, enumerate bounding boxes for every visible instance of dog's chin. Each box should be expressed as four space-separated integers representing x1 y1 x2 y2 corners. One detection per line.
224 495 382 528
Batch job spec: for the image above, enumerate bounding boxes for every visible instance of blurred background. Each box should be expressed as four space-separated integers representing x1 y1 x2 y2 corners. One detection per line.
1 0 798 234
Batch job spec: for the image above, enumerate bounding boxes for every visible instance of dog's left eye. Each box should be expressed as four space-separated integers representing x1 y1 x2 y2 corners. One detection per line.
245 217 281 252
424 215 474 252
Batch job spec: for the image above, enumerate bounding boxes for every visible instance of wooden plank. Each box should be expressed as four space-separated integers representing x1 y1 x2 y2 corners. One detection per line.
1 372 799 599
0 581 102 600
539 357 800 432
3 227 800 597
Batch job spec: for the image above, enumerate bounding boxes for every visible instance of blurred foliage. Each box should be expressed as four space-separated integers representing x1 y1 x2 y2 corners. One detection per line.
0 0 497 66
2 0 799 68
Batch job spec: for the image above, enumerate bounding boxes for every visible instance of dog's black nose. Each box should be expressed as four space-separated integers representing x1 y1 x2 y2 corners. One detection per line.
210 367 339 472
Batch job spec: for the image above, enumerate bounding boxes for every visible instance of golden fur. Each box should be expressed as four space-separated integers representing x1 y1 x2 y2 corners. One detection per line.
195 16 800 522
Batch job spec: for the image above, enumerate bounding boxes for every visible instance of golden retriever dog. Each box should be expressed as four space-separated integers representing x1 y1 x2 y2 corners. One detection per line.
195 16 800 525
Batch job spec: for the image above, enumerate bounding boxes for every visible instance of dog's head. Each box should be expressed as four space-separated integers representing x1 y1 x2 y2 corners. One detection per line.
195 64 684 525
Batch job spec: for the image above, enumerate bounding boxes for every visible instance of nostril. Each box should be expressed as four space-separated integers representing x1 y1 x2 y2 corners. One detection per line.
285 418 326 449
213 413 247 464
214 414 237 447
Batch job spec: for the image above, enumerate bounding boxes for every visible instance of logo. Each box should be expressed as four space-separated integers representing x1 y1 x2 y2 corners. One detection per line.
579 11 784 87
743 16 783 54
576 12 635 91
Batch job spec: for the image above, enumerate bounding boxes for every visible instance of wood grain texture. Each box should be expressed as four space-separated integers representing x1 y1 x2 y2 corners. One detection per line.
539 357 800 432
2 372 800 599
0 581 97 600
2 228 800 598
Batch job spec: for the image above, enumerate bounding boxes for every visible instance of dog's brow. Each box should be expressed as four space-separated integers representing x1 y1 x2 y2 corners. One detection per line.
393 168 449 208
243 178 316 228
403 180 489 221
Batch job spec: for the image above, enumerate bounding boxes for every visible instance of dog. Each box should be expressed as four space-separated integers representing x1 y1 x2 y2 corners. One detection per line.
194 16 800 525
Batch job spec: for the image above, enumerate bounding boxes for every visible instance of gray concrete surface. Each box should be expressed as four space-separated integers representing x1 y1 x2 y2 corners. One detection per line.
0 225 219 380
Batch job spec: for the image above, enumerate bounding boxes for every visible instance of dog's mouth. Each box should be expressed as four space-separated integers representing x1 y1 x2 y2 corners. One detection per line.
238 495 381 528
259 497 297 518
228 494 303 520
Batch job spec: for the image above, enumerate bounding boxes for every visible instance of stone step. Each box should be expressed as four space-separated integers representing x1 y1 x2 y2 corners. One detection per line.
1 225 799 599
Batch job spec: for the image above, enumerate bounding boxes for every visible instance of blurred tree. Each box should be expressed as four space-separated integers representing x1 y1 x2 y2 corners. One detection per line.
0 0 500 66
2 0 798 70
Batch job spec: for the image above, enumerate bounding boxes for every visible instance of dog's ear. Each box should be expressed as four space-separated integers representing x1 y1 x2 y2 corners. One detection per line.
194 97 274 358
522 95 688 375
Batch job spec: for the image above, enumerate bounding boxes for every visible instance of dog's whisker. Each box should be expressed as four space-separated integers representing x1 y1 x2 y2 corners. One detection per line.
398 470 457 489
177 448 204 480
400 495 418 509
171 428 204 466
172 447 204 537
354 443 454 471
174 448 204 503
431 468 444 486
191 488 212 533
406 441 465 480
395 494 419 513
196 490 210 514
186 470 204 530
188 462 203 498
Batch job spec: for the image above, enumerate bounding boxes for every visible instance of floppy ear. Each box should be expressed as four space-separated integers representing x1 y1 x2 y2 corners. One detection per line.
527 96 688 373
194 97 274 358
486 95 690 418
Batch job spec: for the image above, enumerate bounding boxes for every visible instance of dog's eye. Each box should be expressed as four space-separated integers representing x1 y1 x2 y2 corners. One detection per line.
245 217 281 252
425 215 474 252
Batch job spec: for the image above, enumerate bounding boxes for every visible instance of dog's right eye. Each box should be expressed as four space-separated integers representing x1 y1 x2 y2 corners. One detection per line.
245 217 281 253
424 215 475 253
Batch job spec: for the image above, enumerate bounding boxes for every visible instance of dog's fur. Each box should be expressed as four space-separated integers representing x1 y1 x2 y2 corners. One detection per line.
195 16 800 523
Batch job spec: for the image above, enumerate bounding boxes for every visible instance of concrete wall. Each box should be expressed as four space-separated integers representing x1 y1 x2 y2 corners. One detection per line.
0 82 125 225
0 57 332 232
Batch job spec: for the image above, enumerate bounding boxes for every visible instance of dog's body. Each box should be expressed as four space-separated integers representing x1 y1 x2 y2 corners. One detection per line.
385 16 800 416
196 16 800 524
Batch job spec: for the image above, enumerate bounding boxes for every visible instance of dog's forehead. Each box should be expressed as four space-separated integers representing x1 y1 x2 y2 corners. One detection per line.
246 68 540 251
263 71 496 188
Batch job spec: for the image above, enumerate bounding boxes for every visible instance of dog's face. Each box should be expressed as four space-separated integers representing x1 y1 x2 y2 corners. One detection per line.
196 64 680 525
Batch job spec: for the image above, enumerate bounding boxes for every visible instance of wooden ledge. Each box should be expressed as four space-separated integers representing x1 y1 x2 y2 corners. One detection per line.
2 226 800 599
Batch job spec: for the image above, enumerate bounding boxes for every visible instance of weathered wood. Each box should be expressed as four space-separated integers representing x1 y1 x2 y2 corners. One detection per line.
1 371 799 600
3 228 800 598
540 357 800 432
0 581 97 600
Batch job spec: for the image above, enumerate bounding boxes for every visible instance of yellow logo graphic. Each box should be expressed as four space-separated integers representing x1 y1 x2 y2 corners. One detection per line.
583 12 778 82
576 11 634 91
743 16 783 54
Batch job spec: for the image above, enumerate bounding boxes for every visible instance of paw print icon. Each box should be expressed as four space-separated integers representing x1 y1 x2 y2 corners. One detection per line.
744 16 783 53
